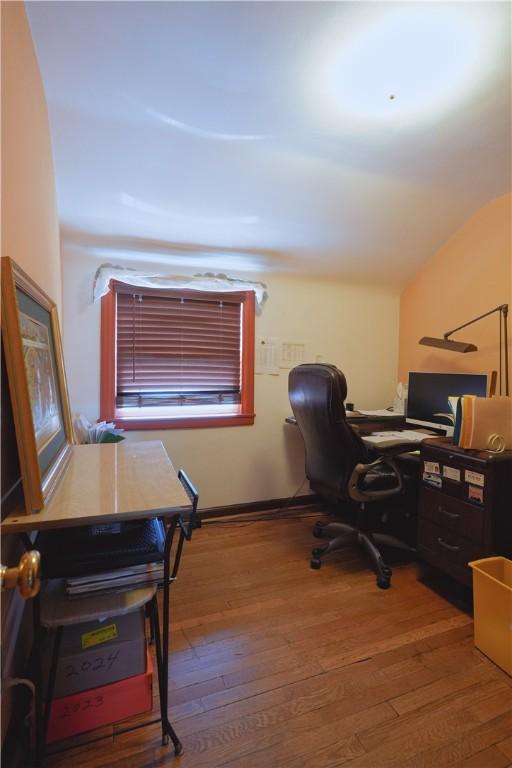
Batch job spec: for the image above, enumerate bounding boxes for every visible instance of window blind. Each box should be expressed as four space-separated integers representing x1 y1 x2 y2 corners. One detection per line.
115 289 242 408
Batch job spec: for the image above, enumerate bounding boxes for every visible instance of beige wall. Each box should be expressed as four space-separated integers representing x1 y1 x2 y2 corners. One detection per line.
1 1 61 311
62 246 401 508
398 193 512 389
1 1 62 747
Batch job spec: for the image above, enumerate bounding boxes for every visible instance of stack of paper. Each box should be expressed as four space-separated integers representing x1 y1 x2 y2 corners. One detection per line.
458 395 478 448
66 562 164 595
364 429 431 446
74 414 125 444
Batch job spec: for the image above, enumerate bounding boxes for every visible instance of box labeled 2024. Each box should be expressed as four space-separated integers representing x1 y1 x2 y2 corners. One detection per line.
45 608 146 697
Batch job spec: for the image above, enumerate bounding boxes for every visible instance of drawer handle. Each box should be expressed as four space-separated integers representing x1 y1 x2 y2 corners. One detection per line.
438 506 460 520
437 537 460 552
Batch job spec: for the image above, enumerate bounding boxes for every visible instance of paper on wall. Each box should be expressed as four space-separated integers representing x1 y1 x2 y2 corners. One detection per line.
280 341 308 369
256 337 280 375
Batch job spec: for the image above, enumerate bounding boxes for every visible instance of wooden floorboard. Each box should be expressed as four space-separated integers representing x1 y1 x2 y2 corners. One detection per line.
46 515 512 768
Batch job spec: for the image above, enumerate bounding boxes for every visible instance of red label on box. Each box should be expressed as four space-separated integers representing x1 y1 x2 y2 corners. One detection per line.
46 652 152 744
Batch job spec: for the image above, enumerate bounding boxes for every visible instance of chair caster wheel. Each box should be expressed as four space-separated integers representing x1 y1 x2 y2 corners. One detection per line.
383 566 392 577
377 576 391 589
310 558 322 570
313 523 324 539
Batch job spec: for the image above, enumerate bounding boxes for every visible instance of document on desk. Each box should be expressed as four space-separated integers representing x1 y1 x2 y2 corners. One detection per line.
364 430 431 446
359 409 401 417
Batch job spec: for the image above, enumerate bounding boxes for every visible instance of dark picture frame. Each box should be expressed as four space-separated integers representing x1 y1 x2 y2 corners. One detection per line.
1 257 73 513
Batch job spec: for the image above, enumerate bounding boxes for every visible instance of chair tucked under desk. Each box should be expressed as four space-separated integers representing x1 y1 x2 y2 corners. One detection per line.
1 440 198 767
288 364 418 588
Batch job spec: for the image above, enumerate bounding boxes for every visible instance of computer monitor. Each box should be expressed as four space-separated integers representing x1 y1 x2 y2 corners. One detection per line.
406 372 488 433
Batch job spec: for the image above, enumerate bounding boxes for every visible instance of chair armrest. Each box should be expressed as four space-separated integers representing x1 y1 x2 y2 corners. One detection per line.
348 455 405 503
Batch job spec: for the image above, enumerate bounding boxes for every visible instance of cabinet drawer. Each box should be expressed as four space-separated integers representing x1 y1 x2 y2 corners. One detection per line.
417 519 485 586
419 487 485 544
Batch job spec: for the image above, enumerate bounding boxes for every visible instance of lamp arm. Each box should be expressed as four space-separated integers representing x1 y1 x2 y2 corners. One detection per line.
444 304 509 339
503 305 509 397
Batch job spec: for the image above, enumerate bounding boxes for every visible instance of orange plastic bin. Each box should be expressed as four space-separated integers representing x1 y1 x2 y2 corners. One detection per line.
469 557 512 676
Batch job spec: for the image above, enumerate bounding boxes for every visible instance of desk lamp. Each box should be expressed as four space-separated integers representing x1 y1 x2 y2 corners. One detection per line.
419 304 509 396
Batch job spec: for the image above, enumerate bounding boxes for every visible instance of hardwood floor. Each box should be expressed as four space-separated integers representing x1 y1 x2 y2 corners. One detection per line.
47 511 512 768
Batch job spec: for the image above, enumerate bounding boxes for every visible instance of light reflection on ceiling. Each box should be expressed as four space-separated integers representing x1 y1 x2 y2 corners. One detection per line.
27 1 511 283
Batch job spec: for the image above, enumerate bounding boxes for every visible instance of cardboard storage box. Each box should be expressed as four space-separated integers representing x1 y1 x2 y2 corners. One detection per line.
45 608 146 697
46 651 152 744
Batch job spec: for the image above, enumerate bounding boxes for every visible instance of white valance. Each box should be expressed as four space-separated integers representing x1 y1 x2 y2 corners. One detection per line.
92 264 268 314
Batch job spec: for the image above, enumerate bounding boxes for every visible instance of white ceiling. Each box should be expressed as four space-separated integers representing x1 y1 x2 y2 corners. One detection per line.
27 1 511 284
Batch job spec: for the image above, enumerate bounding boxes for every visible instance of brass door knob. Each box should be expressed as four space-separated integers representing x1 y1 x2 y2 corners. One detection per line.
0 551 41 599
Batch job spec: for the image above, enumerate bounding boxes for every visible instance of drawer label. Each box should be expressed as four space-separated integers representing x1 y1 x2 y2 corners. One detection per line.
465 470 485 487
443 466 461 483
81 623 118 650
468 485 484 504
423 471 442 489
424 461 440 475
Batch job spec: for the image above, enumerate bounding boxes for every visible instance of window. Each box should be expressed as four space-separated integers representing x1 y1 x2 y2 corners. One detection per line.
100 281 255 428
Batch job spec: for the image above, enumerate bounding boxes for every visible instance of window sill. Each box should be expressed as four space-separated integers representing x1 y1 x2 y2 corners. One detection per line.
113 406 255 430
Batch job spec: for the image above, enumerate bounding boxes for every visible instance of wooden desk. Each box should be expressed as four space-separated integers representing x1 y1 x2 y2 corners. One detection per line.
285 413 408 437
2 441 190 533
285 413 419 466
1 440 194 765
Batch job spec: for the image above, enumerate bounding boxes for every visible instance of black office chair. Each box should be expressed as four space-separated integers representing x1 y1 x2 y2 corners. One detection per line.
288 364 416 589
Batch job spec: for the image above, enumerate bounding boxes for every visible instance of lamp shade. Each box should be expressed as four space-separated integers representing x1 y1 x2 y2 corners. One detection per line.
418 304 508 395
419 336 478 353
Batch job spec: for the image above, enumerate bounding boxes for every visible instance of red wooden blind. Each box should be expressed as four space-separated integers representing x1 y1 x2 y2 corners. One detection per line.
115 288 242 408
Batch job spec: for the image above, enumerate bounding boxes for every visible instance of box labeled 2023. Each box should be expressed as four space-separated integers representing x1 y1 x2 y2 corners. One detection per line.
46 652 152 744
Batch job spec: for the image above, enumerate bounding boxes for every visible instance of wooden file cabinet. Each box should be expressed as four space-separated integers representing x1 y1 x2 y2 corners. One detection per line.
418 438 512 586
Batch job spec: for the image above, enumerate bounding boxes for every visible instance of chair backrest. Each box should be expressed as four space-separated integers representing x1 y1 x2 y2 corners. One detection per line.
288 364 368 502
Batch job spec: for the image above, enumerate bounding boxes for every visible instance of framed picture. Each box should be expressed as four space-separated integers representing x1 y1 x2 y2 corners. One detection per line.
1 257 73 513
